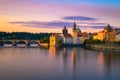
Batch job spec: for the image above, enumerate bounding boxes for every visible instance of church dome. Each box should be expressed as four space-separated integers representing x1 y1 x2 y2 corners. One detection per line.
77 26 81 32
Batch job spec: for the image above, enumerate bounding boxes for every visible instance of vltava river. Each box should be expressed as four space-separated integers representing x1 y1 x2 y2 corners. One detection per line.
0 47 120 80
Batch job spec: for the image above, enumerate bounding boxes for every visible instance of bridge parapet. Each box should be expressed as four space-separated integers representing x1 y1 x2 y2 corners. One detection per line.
1 40 41 45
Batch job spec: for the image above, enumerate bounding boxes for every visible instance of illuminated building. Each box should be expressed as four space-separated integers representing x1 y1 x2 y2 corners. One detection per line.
50 21 90 45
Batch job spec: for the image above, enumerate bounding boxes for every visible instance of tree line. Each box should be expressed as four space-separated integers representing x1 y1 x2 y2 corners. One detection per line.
0 32 51 40
0 32 52 43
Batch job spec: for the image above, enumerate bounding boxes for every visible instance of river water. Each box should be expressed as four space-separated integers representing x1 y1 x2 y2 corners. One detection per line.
0 47 120 80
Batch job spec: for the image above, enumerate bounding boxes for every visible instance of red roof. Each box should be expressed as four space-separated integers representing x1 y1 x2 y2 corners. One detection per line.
64 34 73 38
77 32 85 36
92 33 98 36
99 31 104 33
51 33 59 36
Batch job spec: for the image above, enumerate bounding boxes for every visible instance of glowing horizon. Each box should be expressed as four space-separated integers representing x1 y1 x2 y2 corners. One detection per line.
0 0 120 33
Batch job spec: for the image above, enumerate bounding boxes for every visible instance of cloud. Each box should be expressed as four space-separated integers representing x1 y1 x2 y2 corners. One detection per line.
81 25 104 29
78 22 107 26
62 16 97 21
88 22 106 25
9 21 73 28
9 20 105 29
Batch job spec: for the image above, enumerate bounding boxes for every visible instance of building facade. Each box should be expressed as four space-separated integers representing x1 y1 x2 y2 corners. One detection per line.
115 28 120 42
50 21 89 45
93 33 98 40
63 34 73 44
72 21 83 44
50 34 62 46
97 31 105 41
93 24 117 42
62 26 73 44
103 24 116 42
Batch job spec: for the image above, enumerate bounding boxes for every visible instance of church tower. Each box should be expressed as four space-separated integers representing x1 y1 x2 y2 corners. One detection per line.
72 21 78 44
63 26 68 35
72 21 77 36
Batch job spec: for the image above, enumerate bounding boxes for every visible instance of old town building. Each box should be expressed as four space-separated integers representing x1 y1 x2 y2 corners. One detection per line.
103 24 116 42
93 24 117 42
115 28 120 42
50 21 89 45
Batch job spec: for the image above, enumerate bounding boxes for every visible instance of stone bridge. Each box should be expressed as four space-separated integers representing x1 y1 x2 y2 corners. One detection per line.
0 40 41 45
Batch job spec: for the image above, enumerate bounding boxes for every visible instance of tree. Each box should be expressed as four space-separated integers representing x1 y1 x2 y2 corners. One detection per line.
40 37 49 43
57 39 62 44
85 39 101 44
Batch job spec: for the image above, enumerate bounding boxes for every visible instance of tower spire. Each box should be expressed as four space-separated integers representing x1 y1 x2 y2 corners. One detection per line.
74 19 75 23
64 25 66 29
73 20 76 30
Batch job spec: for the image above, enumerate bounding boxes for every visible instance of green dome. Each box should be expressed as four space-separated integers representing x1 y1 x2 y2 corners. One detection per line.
77 27 81 32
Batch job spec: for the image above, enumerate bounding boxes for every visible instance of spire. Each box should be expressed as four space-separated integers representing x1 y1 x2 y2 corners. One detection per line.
73 20 76 30
74 20 75 23
105 24 112 31
64 25 66 29
107 24 110 28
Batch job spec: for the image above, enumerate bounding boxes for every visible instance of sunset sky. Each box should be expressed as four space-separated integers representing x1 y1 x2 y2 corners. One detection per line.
0 0 120 33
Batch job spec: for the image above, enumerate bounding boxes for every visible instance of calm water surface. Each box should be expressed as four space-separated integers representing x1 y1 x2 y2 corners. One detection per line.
0 47 120 80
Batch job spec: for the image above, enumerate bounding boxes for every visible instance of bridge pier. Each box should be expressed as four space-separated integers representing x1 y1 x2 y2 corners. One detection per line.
0 40 41 47
0 41 3 46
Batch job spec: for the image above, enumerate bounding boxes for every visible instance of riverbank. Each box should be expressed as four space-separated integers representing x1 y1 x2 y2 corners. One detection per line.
85 44 120 52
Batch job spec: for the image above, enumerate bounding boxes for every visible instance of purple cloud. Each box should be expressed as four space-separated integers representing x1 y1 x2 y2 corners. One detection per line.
81 26 104 29
78 22 107 26
62 16 97 21
9 21 73 28
9 20 105 29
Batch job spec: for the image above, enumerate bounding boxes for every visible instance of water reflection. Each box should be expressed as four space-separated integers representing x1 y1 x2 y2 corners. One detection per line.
49 46 56 58
0 47 120 80
49 46 120 80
